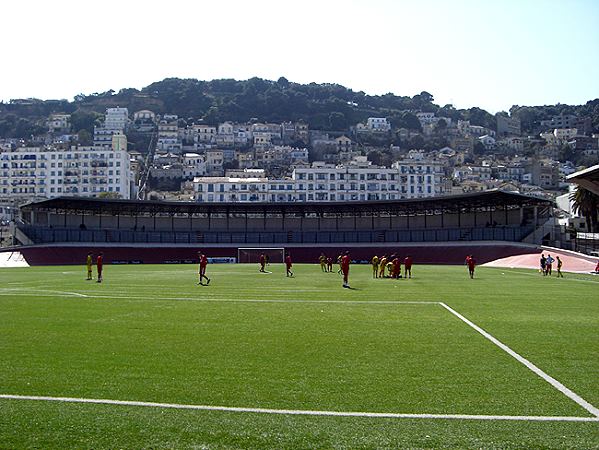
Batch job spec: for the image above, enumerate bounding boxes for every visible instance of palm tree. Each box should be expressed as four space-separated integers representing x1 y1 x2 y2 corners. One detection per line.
570 187 599 232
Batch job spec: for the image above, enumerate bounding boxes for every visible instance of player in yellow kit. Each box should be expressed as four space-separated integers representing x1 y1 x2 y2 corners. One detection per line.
86 252 93 280
378 255 388 278
371 255 379 278
319 253 327 272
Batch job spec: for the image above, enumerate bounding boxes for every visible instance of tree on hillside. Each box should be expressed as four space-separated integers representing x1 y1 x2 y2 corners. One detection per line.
70 111 103 134
389 112 421 131
570 186 599 232
463 107 496 130
434 118 448 132
328 112 348 130
473 141 486 156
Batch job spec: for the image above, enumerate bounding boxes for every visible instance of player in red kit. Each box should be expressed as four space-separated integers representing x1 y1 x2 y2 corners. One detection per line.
326 256 333 272
341 251 351 288
404 255 413 279
96 252 103 283
466 255 476 279
197 251 211 285
392 255 401 279
259 253 266 272
285 253 293 277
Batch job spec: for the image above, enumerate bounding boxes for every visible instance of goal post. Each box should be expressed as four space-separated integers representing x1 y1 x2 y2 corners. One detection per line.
237 247 285 264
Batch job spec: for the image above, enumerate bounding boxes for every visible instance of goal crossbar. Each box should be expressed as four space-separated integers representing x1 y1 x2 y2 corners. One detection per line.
237 247 285 264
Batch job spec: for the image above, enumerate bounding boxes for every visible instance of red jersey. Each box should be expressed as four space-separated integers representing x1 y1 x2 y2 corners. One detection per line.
260 255 265 265
200 255 208 268
341 255 351 271
404 256 412 268
467 257 476 268
392 258 401 274
285 255 292 267
96 255 103 270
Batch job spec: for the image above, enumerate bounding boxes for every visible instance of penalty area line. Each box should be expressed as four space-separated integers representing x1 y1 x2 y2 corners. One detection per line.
0 394 597 423
439 302 599 418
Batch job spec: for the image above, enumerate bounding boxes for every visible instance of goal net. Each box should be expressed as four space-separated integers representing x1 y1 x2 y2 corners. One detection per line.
237 247 285 264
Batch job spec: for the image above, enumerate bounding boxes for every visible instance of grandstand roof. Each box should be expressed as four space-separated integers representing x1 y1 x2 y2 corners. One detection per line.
567 164 599 197
22 190 552 216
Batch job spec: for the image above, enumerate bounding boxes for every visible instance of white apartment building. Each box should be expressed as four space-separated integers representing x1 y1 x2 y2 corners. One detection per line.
193 156 445 203
195 175 270 203
47 114 70 133
0 139 131 201
157 119 182 152
104 107 129 132
181 153 206 178
193 125 217 144
366 117 391 131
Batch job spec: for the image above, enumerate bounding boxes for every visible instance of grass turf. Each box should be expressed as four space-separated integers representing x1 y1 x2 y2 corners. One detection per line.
0 263 598 448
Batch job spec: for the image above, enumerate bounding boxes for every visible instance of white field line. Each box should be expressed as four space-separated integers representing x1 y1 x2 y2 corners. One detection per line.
0 288 88 298
0 394 597 423
0 291 435 305
439 302 599 418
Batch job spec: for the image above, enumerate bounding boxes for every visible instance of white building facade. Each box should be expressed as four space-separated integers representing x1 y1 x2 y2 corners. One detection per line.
193 156 445 203
104 107 129 132
0 141 131 201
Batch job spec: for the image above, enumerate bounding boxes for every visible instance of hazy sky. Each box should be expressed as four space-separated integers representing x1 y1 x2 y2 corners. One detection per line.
1 0 598 112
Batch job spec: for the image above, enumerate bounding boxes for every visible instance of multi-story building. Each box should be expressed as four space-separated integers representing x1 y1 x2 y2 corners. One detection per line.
531 159 560 189
47 114 71 134
192 155 445 203
132 110 156 132
193 125 217 144
195 174 269 203
540 114 592 134
295 121 309 144
496 114 521 137
0 138 131 201
540 128 580 145
499 136 525 152
457 120 496 137
205 150 224 176
181 153 206 179
157 118 181 152
366 117 391 132
104 107 129 132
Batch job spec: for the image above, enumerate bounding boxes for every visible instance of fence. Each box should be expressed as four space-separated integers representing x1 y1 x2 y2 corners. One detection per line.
19 225 535 246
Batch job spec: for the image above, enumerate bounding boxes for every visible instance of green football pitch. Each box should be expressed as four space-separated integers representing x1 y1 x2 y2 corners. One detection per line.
0 263 598 448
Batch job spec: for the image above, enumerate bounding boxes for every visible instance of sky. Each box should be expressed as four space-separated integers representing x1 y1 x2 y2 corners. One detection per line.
1 0 598 113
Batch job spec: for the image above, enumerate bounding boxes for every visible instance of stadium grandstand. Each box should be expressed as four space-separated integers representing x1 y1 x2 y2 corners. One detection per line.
4 190 558 265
